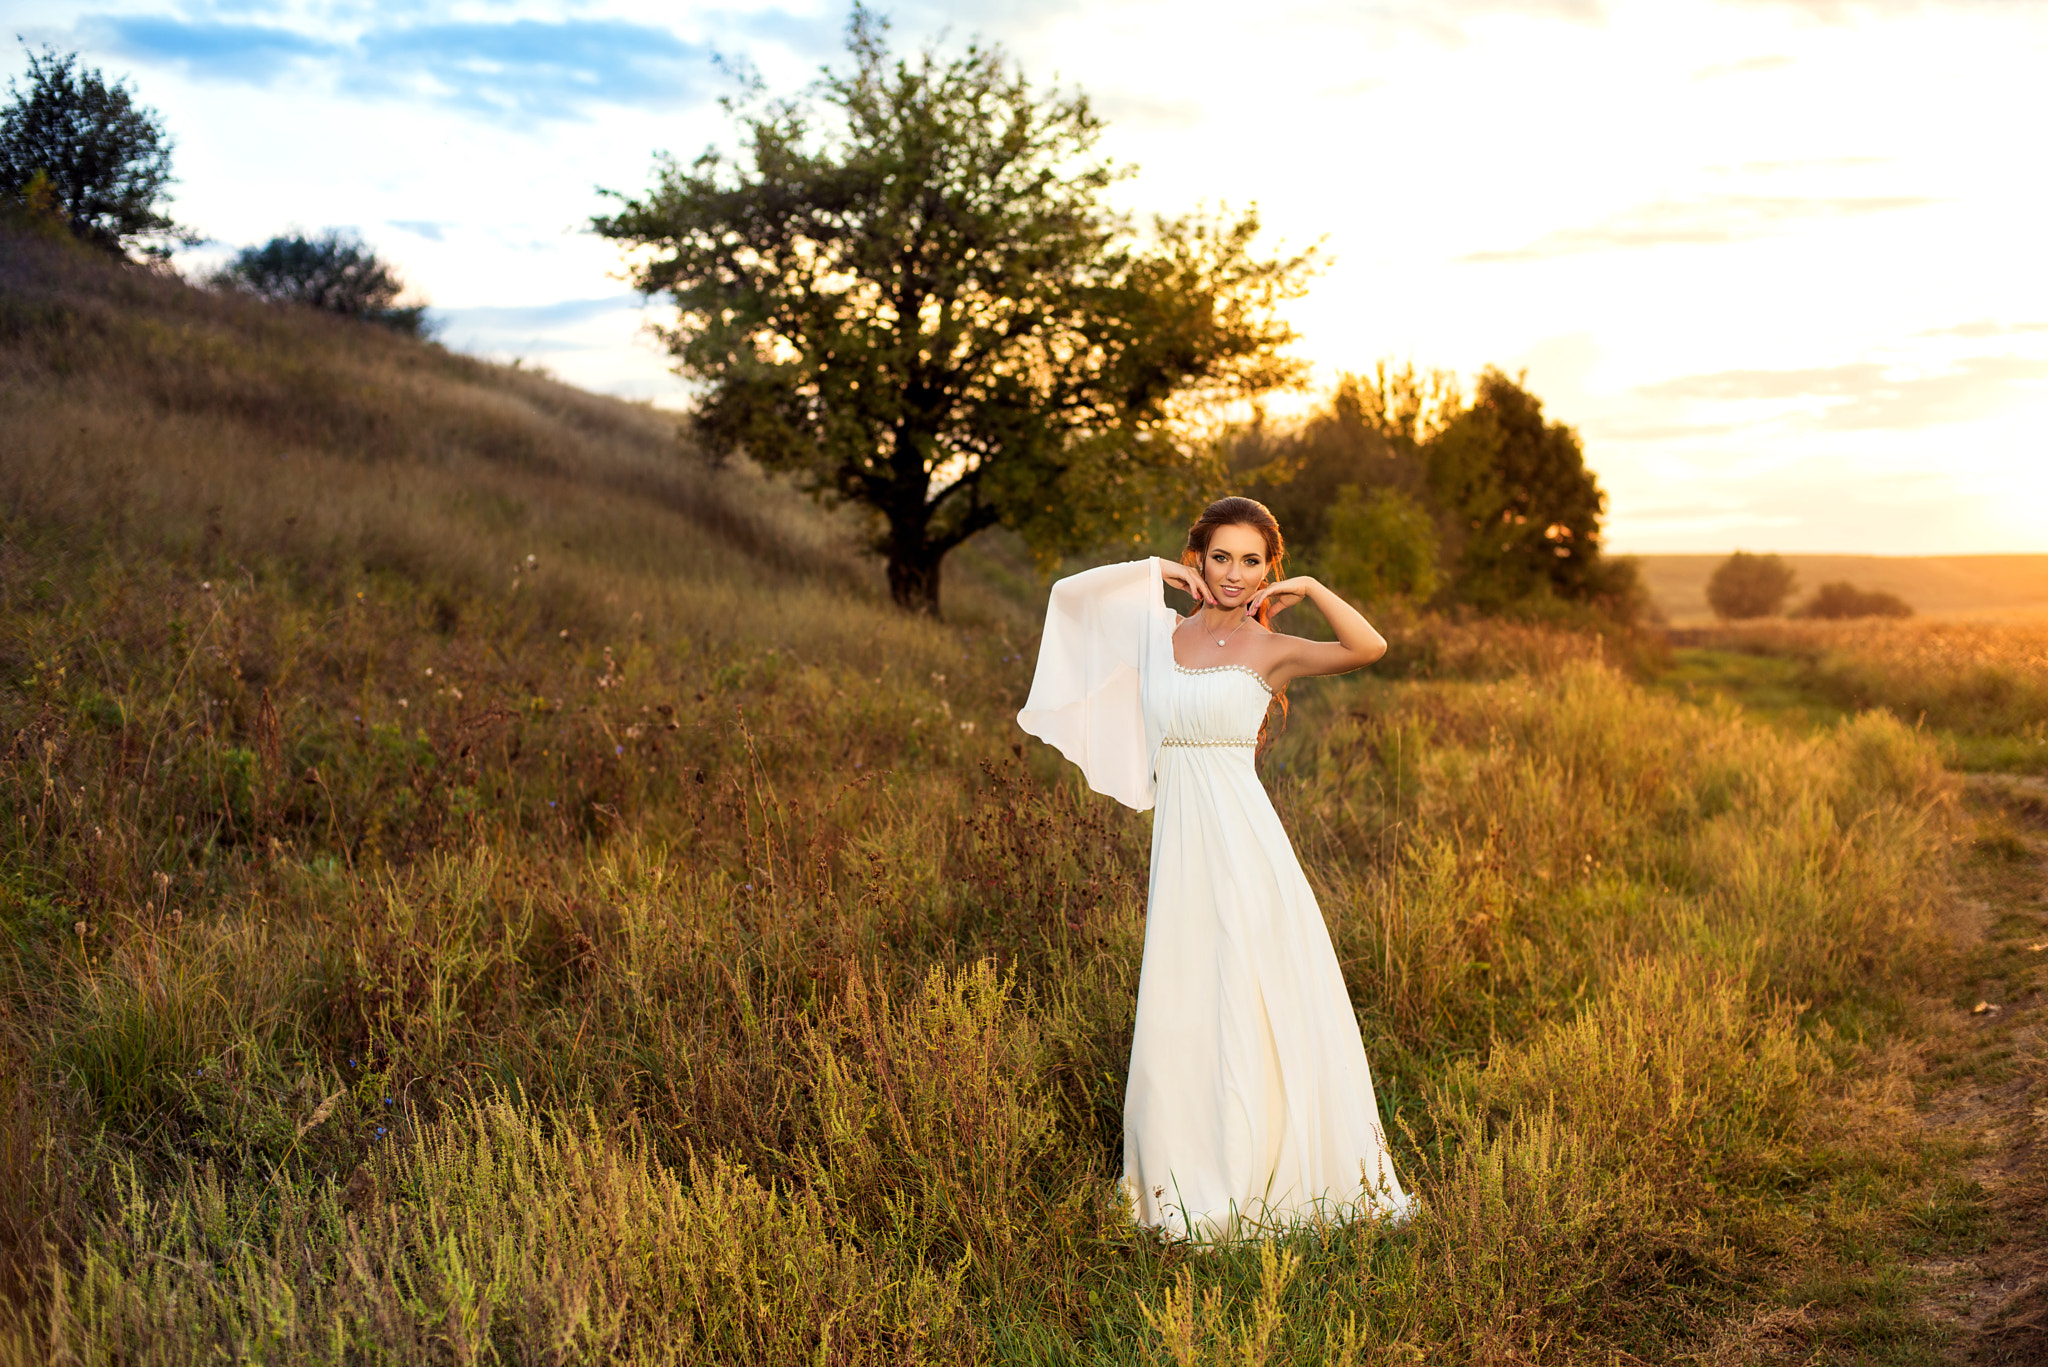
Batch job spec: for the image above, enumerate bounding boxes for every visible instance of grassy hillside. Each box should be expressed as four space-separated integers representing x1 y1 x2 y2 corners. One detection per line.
0 232 2036 1364
1636 554 2048 625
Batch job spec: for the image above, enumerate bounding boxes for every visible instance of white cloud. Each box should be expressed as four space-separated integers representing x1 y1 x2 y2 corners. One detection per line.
7 0 2046 552
1460 193 1937 262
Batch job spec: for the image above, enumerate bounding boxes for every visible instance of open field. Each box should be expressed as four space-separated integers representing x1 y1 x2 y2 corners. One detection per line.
2 234 2045 1363
1659 619 2048 774
1634 555 2048 626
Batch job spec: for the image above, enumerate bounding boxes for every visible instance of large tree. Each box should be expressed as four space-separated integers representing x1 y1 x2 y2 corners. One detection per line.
0 46 188 258
594 9 1313 613
1425 368 1612 610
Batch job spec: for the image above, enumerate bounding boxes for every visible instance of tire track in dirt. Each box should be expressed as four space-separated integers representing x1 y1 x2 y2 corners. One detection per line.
1911 776 2048 1364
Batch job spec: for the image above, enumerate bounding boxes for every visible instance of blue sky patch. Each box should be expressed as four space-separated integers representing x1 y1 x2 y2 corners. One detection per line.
89 16 338 81
86 11 716 121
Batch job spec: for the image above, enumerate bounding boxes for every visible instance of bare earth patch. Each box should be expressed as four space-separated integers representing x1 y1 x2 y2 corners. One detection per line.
1909 778 2048 1364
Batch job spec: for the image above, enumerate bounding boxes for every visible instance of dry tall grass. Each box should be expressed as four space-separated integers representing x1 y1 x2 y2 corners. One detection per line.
1682 618 2048 776
0 233 1982 1363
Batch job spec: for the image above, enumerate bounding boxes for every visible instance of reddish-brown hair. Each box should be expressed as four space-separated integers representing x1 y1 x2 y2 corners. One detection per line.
1181 496 1287 630
1181 495 1289 747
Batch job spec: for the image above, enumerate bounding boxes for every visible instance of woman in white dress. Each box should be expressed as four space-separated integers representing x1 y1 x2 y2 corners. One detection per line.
1017 496 1412 1241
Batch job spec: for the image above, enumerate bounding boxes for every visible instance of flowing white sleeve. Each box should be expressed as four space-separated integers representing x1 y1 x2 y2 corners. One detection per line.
1016 557 1176 812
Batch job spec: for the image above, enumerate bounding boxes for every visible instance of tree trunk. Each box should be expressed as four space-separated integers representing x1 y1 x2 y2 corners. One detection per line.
886 551 943 615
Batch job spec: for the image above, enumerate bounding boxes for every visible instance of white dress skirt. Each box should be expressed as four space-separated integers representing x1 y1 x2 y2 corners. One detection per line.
1017 557 1411 1240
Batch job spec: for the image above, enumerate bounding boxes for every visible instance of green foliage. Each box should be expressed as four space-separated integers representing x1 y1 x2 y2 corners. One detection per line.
1797 580 1914 621
0 46 188 258
594 8 1314 613
1231 365 1458 554
212 230 428 336
1428 368 1610 610
1707 551 1798 620
1236 364 1641 623
1314 484 1440 606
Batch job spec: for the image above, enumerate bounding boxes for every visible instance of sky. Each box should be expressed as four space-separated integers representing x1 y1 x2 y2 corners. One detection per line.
8 0 2047 555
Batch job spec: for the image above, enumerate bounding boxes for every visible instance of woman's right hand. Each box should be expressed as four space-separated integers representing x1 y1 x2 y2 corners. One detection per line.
1157 557 1217 608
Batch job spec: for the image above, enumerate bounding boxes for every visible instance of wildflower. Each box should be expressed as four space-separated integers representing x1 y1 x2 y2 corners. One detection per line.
526 553 538 569
376 1126 387 1137
615 745 623 755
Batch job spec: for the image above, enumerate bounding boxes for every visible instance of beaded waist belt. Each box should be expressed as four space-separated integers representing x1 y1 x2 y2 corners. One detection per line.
1159 736 1257 749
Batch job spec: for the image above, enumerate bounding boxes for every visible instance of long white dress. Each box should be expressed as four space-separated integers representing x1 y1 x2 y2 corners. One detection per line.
1017 557 1411 1240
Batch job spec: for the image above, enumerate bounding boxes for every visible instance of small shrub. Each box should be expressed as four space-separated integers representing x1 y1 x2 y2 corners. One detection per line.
212 229 428 335
1796 580 1914 620
1707 551 1797 620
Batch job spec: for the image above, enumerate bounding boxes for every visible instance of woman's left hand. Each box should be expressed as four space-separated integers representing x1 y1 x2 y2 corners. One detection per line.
1244 576 1318 617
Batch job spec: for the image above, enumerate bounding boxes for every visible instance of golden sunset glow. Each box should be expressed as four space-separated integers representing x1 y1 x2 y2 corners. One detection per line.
18 0 2044 552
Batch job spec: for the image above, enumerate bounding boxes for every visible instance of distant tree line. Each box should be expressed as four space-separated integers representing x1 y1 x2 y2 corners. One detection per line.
1226 364 1651 623
3 44 426 335
1706 552 1912 621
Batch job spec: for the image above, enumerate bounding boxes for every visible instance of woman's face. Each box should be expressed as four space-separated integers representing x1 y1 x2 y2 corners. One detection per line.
1199 523 1271 609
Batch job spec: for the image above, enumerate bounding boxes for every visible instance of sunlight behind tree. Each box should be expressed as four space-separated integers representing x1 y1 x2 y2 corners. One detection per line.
594 7 1315 613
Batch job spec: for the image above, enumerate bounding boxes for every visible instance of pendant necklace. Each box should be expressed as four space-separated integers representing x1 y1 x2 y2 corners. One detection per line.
1206 608 1249 648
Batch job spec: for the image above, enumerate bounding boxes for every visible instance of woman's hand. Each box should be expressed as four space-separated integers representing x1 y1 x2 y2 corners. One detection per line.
1244 576 1317 617
1158 557 1217 608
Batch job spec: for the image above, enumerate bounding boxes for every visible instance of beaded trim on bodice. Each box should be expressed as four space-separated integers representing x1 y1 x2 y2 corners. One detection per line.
1171 661 1275 697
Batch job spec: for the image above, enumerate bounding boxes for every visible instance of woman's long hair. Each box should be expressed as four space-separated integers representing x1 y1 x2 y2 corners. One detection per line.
1180 496 1289 750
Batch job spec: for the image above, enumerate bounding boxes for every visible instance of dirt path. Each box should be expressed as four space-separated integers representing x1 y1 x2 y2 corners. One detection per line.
1909 776 2048 1363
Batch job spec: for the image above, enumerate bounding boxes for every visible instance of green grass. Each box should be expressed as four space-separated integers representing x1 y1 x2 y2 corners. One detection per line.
0 228 2008 1364
1656 645 1857 731
1655 644 2048 776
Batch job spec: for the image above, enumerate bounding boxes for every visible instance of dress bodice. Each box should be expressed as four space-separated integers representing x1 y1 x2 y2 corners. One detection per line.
1158 663 1272 749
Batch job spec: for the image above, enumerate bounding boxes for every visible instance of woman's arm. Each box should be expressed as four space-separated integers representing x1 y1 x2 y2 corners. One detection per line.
1155 556 1219 609
1245 576 1386 688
